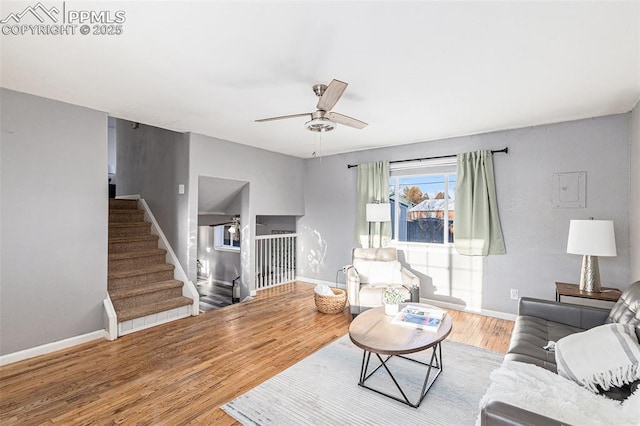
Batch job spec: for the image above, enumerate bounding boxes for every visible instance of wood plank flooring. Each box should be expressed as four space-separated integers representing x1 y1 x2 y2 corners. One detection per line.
197 279 234 312
0 281 513 425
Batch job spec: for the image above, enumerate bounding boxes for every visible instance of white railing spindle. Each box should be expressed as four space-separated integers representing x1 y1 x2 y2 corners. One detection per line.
255 233 297 290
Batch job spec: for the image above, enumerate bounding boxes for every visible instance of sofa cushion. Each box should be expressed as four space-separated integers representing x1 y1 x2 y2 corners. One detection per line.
504 315 585 372
606 281 640 330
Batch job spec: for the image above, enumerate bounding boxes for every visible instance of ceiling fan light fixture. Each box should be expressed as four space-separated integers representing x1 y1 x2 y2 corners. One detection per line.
305 117 335 132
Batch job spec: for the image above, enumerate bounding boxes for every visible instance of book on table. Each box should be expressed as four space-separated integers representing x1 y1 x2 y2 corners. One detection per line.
391 305 446 331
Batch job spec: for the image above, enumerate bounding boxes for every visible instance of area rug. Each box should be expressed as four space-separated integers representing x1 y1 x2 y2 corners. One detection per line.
221 335 503 425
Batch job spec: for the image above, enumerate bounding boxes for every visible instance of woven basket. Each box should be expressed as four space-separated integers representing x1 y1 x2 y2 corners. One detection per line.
314 288 347 314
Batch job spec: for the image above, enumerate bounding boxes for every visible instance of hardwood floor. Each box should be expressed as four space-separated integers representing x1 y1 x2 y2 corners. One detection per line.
197 279 234 312
0 282 513 425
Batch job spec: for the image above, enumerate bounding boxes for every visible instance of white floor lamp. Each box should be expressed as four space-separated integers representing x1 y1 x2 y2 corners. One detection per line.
366 202 391 248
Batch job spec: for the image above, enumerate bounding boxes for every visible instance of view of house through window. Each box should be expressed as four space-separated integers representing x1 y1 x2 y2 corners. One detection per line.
389 173 456 244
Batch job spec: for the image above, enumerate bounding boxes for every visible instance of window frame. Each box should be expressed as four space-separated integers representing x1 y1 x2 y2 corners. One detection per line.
389 160 457 246
213 224 240 252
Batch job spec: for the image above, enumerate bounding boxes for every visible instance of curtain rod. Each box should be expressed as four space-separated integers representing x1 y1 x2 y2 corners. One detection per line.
346 147 509 169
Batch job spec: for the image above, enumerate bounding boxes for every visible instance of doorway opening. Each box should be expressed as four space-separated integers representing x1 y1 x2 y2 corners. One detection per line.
197 176 247 312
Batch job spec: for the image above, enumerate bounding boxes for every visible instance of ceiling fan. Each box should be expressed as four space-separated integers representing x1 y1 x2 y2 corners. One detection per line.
255 79 368 132
207 216 266 234
226 217 240 234
208 215 240 232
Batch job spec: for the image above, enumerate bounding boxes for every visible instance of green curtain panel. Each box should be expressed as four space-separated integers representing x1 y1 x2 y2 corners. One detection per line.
454 150 506 256
356 161 390 248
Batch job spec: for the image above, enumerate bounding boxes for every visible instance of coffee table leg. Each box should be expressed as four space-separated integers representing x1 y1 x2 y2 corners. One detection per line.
359 350 372 384
357 343 443 408
416 342 442 406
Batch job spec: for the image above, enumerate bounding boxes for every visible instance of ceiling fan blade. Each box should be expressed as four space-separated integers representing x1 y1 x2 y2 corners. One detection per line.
255 113 311 123
327 112 368 129
317 79 348 111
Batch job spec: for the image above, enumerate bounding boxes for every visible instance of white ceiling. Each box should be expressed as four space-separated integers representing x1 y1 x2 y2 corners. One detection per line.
1 1 639 158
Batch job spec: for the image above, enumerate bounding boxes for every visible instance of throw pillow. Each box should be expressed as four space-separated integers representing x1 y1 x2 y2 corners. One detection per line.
555 323 640 393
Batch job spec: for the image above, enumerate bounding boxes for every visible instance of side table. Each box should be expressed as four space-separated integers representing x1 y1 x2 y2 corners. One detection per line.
555 282 622 309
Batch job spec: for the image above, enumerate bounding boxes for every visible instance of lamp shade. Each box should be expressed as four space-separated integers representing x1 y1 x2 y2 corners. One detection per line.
366 203 391 222
567 220 617 257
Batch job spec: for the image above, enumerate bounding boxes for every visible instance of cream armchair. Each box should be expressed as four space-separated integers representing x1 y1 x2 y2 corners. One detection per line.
346 247 419 315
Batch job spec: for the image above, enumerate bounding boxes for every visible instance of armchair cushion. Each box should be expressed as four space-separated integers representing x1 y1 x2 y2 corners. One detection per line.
359 285 410 307
352 259 403 285
347 247 420 315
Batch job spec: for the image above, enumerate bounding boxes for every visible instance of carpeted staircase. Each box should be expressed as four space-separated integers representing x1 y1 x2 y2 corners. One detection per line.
108 199 193 329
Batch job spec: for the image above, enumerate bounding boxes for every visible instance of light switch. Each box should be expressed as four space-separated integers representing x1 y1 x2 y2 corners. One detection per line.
178 184 185 194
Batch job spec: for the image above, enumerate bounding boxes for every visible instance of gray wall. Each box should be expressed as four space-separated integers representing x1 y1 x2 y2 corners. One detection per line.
116 120 190 272
108 117 116 175
256 215 297 236
299 114 631 315
0 89 108 355
631 102 640 283
188 133 305 299
197 226 241 283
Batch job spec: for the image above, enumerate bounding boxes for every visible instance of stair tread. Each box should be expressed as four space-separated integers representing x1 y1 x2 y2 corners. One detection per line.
116 296 193 322
110 279 183 300
109 222 150 228
109 249 166 260
109 209 142 213
109 263 174 279
109 234 158 243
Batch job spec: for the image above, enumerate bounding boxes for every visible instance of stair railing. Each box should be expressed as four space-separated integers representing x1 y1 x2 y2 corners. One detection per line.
255 233 297 290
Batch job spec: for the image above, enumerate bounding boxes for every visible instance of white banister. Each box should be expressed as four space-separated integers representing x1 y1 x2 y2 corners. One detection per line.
139 198 199 316
255 233 297 290
103 295 117 341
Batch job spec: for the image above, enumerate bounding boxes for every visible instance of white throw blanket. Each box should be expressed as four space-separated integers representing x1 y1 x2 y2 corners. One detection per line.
478 360 640 426
555 323 640 393
314 284 334 296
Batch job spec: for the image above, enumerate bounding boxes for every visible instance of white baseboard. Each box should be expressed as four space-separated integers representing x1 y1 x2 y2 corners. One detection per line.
296 276 346 290
420 297 517 321
0 330 105 366
208 278 233 287
297 277 514 320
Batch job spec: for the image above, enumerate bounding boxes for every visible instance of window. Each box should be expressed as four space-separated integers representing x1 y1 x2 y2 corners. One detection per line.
214 225 240 250
389 169 456 244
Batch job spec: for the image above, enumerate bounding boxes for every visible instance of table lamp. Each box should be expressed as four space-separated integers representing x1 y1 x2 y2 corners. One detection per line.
566 219 617 293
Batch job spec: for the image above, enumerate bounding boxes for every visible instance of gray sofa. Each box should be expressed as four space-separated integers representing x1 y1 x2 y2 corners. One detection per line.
481 281 640 425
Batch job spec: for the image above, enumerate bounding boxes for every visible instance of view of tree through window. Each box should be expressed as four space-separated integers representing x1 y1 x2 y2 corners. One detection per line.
389 174 456 244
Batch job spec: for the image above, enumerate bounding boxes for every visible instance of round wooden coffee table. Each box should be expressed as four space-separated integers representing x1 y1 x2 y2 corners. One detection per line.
349 303 453 407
